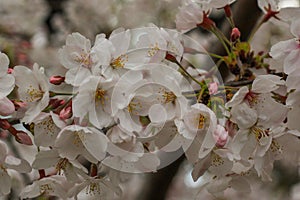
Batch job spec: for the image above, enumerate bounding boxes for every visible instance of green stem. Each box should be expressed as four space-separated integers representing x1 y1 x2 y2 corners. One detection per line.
49 91 75 97
247 15 265 42
211 28 231 55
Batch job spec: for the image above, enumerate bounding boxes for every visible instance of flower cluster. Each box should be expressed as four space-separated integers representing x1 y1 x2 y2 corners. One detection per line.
0 0 300 199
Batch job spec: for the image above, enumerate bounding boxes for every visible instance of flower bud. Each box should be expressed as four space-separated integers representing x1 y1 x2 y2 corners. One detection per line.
7 68 13 74
59 106 72 120
213 125 228 147
0 97 15 116
50 76 65 85
0 119 11 130
230 27 240 42
15 131 33 145
208 82 218 95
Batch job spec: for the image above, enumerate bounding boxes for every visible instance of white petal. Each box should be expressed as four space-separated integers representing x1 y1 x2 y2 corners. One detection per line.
81 127 108 161
291 19 300 38
0 75 15 99
0 52 9 77
231 102 257 129
0 168 11 195
225 86 248 108
32 149 60 169
65 67 91 86
252 75 285 93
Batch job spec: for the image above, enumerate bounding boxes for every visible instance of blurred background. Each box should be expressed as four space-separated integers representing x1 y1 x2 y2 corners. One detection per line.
1 0 300 199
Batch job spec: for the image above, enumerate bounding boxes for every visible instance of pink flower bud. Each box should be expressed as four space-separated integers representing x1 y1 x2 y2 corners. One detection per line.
0 119 11 130
0 97 15 116
50 76 65 85
15 131 33 145
208 82 218 95
213 125 228 148
230 27 240 42
59 106 72 120
7 68 13 74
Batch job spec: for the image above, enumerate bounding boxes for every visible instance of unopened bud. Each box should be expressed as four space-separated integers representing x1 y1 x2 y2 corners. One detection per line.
59 106 72 120
15 131 33 145
208 82 218 95
7 68 13 74
0 97 15 116
0 119 11 130
230 27 240 42
213 125 228 148
50 76 65 85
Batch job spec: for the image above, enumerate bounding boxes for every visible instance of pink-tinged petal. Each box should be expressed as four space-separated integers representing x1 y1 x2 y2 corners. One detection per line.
21 91 50 123
65 67 91 87
0 168 11 195
286 75 300 91
270 39 298 59
225 86 248 108
284 49 300 75
252 75 285 93
0 75 15 99
81 127 108 161
287 103 300 131
32 149 60 169
4 155 31 173
20 175 70 199
0 140 8 162
231 102 257 129
34 115 60 147
0 97 15 116
175 2 204 33
0 52 9 77
109 28 131 57
291 19 300 38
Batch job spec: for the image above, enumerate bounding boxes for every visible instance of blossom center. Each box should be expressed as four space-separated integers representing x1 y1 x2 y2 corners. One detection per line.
251 126 269 141
86 181 101 195
148 43 160 57
127 99 142 114
163 91 177 104
73 131 85 147
95 88 106 105
56 158 69 175
40 184 54 195
111 54 128 69
26 85 44 102
198 114 206 129
75 52 92 68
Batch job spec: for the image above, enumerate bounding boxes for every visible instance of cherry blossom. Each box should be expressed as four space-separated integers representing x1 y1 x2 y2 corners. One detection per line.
270 19 300 75
13 64 49 123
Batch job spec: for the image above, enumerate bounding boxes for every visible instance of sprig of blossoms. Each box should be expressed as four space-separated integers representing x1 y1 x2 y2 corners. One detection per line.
0 0 300 199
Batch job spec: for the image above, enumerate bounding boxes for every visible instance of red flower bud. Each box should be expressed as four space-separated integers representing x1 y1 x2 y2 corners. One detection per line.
50 76 65 85
59 106 72 120
0 119 11 130
230 27 240 42
15 131 33 145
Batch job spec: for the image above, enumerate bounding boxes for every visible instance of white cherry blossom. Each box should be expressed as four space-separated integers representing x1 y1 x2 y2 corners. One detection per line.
13 64 49 123
55 125 109 163
73 75 114 129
